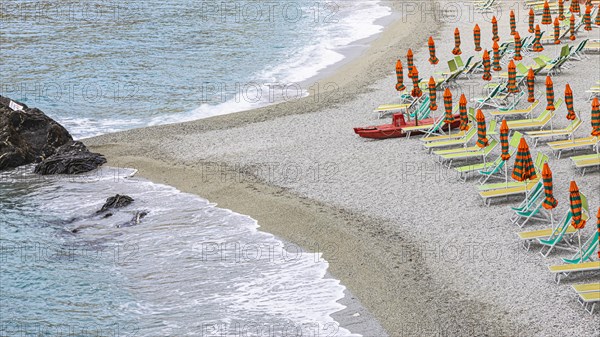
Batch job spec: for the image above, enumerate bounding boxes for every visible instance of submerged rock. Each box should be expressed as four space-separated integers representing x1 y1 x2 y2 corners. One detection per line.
96 194 134 213
34 141 106 175
0 95 106 174
116 211 148 228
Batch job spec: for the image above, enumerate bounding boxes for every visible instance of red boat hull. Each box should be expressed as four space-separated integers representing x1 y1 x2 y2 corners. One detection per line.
353 114 461 139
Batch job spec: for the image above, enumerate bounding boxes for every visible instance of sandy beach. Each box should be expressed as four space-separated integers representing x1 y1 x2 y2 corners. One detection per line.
86 0 600 335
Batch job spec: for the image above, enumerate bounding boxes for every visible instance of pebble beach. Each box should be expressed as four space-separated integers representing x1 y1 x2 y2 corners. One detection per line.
86 0 600 335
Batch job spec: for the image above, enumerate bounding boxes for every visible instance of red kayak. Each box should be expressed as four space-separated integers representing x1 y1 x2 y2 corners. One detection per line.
353 113 461 139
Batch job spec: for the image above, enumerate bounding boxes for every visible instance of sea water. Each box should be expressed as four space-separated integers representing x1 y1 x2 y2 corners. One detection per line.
0 0 391 138
1 167 359 336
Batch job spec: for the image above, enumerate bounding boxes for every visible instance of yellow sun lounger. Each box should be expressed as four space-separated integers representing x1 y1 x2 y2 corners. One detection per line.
578 292 600 315
571 153 600 176
526 118 582 147
573 283 600 293
548 136 599 158
518 226 577 250
490 100 539 119
373 103 410 118
506 99 561 130
548 261 600 284
479 179 540 207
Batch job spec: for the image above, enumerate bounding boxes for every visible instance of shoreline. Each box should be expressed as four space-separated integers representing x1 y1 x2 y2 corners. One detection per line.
84 1 443 334
87 0 600 336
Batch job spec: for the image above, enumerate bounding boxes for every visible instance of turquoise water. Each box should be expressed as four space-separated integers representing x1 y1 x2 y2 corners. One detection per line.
1 167 359 336
0 0 390 138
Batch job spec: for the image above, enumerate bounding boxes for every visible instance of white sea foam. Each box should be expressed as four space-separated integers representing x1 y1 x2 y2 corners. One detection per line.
151 0 392 123
6 167 361 336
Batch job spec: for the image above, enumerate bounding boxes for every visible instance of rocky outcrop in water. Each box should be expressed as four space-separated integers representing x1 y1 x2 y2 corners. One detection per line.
97 194 135 214
34 141 107 175
117 211 148 228
0 96 106 174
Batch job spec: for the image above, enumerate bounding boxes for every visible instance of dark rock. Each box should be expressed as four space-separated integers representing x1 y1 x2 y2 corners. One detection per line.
116 211 148 228
0 96 73 170
1 96 106 174
96 194 134 213
34 141 106 175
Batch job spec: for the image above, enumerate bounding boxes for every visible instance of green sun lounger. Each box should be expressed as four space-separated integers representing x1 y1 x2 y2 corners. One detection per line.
517 222 577 251
539 192 588 257
563 231 599 264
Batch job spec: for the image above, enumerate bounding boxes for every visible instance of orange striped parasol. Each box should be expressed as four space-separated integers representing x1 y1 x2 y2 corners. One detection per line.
500 119 510 160
529 9 535 33
507 60 519 94
395 60 405 91
527 68 536 103
452 28 462 55
428 77 437 111
569 180 586 261
570 12 577 40
542 1 553 24
596 207 599 259
443 88 453 125
542 162 558 226
407 49 414 74
591 97 600 136
584 5 593 31
492 41 502 71
512 138 537 182
554 17 561 44
510 10 517 35
475 109 489 148
559 0 566 20
533 25 544 52
570 0 581 15
474 24 482 51
482 50 492 81
492 16 499 42
428 36 439 65
410 66 422 98
541 163 558 210
545 76 555 111
514 31 523 60
459 94 469 131
565 84 576 120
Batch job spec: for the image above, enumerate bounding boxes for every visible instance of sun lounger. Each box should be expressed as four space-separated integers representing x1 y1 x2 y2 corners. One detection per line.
573 283 600 293
439 139 499 168
506 99 562 130
548 261 600 284
490 100 540 120
563 231 599 264
578 292 600 315
478 132 523 184
540 193 588 257
572 283 600 314
511 180 544 213
571 153 600 176
424 126 477 152
517 223 577 251
526 118 582 147
549 136 600 158
480 179 541 206
511 188 550 227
